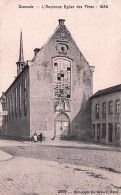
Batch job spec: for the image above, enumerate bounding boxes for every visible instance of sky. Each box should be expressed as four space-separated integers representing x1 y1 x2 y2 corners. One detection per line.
0 0 121 95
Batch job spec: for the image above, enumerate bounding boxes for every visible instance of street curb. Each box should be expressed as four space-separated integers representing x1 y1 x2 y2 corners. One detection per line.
34 143 121 152
23 141 121 152
0 150 13 162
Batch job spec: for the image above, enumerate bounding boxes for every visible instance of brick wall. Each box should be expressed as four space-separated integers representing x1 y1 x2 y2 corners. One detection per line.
91 91 121 145
2 66 30 139
29 23 94 139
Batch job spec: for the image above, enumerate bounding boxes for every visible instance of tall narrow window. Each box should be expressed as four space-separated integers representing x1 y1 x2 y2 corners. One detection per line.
53 58 71 111
11 92 14 119
15 87 18 116
109 101 113 115
102 102 106 117
95 104 99 118
24 77 27 116
115 100 120 114
19 84 22 116
8 95 11 120
6 98 8 122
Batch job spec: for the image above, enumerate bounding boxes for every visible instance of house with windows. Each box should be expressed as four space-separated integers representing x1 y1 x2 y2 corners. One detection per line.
91 84 121 145
1 19 94 140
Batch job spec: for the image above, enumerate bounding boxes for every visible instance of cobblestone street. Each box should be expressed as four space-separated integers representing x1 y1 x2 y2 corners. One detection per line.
0 140 121 195
1 143 121 172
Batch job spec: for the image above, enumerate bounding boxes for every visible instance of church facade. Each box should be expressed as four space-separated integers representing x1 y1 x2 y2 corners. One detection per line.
1 19 94 140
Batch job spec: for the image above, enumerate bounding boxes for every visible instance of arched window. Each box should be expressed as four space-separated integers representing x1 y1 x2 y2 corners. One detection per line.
19 84 22 116
109 101 113 115
11 92 14 119
24 77 27 116
95 104 99 118
53 58 71 111
115 100 120 114
15 87 18 117
60 100 65 110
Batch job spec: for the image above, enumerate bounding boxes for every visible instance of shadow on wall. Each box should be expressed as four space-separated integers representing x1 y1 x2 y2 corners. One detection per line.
61 98 92 140
0 126 3 136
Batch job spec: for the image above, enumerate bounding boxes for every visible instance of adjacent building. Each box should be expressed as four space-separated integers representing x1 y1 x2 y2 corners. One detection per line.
91 84 121 145
1 19 94 140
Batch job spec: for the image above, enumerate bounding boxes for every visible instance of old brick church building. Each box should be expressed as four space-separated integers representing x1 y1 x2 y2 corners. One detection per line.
1 19 94 140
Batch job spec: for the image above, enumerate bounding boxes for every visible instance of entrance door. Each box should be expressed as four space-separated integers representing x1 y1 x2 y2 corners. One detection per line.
108 123 113 142
97 124 100 140
55 113 70 138
102 123 106 139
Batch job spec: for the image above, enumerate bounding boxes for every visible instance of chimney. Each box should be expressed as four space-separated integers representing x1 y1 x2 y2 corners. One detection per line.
58 19 65 26
34 48 41 56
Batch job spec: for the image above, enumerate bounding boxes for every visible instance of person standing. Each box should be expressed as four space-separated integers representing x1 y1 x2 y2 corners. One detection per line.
40 133 42 142
33 132 37 142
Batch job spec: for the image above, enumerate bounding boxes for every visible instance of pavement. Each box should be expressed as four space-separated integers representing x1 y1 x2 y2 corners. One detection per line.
0 138 121 150
0 138 120 162
0 149 13 162
0 155 121 195
0 139 121 195
35 139 121 151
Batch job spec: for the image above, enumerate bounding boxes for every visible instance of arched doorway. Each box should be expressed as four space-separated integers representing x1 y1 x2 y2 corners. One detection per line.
54 112 70 139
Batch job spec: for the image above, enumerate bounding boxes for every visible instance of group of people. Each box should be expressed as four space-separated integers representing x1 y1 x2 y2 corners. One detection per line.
32 132 43 142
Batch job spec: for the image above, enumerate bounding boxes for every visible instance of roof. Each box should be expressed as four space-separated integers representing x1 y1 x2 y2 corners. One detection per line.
4 65 29 95
91 84 121 98
31 19 90 67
